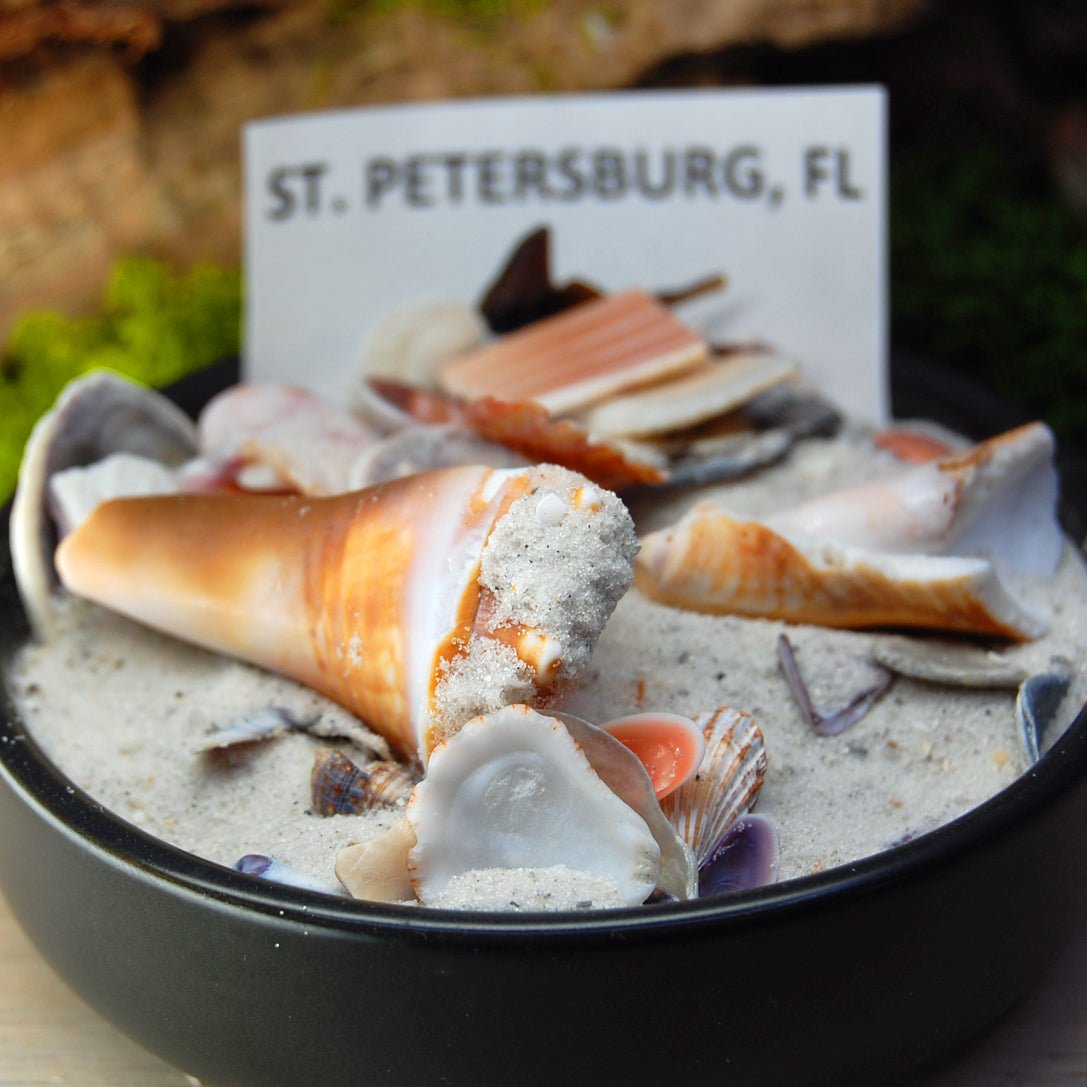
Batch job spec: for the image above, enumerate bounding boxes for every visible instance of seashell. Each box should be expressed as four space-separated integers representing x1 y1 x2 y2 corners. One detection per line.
636 502 1046 640
1017 665 1074 765
478 225 602 334
351 424 531 488
310 748 416 815
438 289 707 416
10 370 198 639
766 422 1062 578
197 705 309 752
578 349 798 440
405 705 662 908
335 819 418 902
48 453 180 536
54 463 637 763
197 383 380 496
697 813 780 898
777 634 894 736
661 428 795 488
555 712 696 901
357 298 486 387
871 635 1028 689
661 706 767 866
461 397 668 491
599 712 706 799
233 853 340 894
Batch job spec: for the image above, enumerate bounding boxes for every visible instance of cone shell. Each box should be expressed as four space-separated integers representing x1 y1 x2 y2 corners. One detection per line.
55 463 638 763
636 501 1046 640
661 706 767 865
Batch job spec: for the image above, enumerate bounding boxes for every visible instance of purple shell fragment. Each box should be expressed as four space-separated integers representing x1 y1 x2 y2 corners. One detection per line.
697 814 780 898
233 853 338 894
777 634 894 737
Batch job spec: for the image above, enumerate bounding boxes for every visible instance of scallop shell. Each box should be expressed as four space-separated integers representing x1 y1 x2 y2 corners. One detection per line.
661 706 768 865
636 502 1046 640
10 370 198 639
55 463 637 763
438 289 707 415
310 748 416 815
405 705 662 908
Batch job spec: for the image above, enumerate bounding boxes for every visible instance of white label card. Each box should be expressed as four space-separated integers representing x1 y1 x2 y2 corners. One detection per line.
244 87 887 422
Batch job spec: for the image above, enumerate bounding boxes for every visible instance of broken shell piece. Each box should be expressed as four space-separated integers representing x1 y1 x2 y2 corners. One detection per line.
439 289 707 415
463 397 668 491
661 707 767 865
872 636 1029 689
767 423 1062 577
777 634 894 736
698 813 780 898
579 350 797 440
11 370 198 639
197 384 380 496
636 503 1046 640
350 424 531 488
198 705 310 752
234 853 340 895
56 463 637 763
335 819 418 903
600 712 707 799
478 225 602 333
310 748 416 815
49 453 179 537
358 298 486 387
406 705 661 908
1017 666 1074 765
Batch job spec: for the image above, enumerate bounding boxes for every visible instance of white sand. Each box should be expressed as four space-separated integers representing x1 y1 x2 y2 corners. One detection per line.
6 432 1087 904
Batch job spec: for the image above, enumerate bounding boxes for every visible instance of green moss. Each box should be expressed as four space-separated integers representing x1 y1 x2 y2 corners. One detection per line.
0 259 241 501
891 144 1087 447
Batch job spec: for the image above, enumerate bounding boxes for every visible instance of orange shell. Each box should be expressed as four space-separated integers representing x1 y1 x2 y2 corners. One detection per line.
636 502 1044 641
463 397 667 491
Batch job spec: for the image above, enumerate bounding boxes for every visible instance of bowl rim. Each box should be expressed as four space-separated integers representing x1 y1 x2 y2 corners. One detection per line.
3 357 1086 942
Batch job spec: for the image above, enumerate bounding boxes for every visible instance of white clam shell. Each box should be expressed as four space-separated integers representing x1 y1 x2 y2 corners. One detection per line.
406 705 662 907
358 298 486 388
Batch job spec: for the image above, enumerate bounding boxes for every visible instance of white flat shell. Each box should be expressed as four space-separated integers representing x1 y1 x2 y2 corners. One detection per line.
406 705 661 907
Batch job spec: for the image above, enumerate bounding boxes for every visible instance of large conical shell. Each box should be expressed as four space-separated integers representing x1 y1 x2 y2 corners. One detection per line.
661 707 767 865
405 705 661 908
55 463 637 763
767 423 1062 577
636 502 1045 640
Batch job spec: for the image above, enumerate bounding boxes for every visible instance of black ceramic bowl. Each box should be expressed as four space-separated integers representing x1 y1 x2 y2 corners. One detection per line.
1 355 1086 1087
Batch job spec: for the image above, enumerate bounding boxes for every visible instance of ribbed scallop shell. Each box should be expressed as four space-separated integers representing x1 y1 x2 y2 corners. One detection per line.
661 707 767 865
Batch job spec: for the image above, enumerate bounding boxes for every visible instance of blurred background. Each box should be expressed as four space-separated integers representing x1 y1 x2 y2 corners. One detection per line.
2 0 1085 497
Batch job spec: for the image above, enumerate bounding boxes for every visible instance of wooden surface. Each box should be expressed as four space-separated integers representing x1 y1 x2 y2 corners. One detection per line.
0 889 1084 1085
